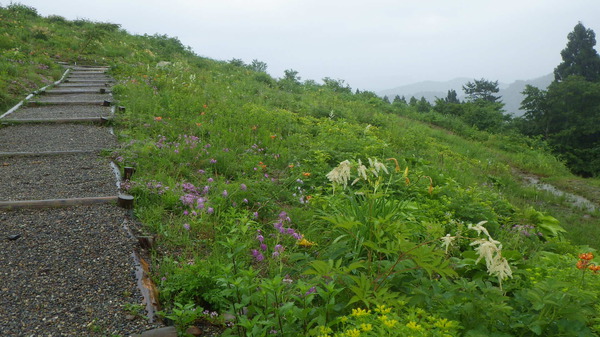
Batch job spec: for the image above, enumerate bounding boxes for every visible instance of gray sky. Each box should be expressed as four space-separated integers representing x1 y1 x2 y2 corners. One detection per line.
6 0 600 91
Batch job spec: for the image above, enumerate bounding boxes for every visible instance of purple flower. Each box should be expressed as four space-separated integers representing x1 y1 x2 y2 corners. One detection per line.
304 286 316 296
210 158 217 164
222 190 228 197
251 249 264 262
274 244 284 253
183 210 189 216
183 223 190 231
260 243 267 251
256 234 264 243
240 184 247 191
207 178 214 183
198 169 206 174
243 198 249 204
253 212 259 219
207 207 214 214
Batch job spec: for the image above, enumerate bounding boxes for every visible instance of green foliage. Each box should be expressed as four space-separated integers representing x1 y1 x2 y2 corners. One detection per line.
6 6 600 335
554 22 600 82
462 78 502 103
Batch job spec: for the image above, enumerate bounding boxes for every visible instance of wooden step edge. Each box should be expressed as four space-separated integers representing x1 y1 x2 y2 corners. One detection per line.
44 90 111 95
1 117 112 124
26 101 112 107
0 149 100 157
0 196 119 210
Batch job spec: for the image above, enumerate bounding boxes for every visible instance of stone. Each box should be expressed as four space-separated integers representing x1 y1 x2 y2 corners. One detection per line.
186 326 202 336
138 326 178 337
7 234 21 240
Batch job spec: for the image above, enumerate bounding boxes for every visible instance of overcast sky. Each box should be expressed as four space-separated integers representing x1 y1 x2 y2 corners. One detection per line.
5 0 600 91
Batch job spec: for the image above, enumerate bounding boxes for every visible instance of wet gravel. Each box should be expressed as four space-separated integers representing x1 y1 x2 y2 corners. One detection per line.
0 66 164 336
0 154 118 201
3 105 112 119
0 124 117 153
0 205 159 336
35 93 111 103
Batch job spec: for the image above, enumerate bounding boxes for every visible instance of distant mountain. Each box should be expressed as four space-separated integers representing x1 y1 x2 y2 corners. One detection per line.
378 78 471 103
377 74 554 117
499 74 553 116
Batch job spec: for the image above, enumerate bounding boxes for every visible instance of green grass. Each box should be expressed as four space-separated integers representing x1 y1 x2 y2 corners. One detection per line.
4 4 600 336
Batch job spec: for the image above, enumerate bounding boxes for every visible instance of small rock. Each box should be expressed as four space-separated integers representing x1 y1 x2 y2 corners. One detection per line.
186 326 202 336
139 326 178 337
125 314 136 321
7 234 21 241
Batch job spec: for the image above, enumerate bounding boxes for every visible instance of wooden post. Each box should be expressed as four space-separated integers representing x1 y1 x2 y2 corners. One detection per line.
117 194 134 209
123 167 136 180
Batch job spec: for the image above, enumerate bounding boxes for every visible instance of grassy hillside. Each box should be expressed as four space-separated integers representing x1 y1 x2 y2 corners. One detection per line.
3 4 600 336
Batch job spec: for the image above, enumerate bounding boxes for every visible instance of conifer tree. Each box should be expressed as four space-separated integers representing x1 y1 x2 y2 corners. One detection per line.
554 22 600 82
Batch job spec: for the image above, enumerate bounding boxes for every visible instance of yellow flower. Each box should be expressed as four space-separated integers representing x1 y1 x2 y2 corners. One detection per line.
340 316 348 323
374 304 391 314
297 236 316 247
318 326 333 335
345 328 361 337
359 323 372 332
351 308 370 317
406 321 422 330
383 319 398 328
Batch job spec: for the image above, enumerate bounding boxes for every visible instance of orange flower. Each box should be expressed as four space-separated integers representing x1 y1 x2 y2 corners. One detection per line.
302 172 311 177
577 260 588 270
270 135 277 139
288 164 294 168
196 123 202 127
589 265 600 273
203 104 208 108
154 116 162 121
579 253 594 261
306 195 313 200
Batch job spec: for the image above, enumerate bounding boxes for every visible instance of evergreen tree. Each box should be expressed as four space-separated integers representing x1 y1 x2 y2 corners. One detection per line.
554 22 600 82
445 89 460 103
382 95 390 104
462 78 501 103
409 96 418 106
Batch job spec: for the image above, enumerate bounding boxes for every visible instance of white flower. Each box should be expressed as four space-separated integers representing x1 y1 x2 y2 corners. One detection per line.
440 234 456 253
468 221 491 239
326 160 352 188
356 159 368 181
470 238 512 282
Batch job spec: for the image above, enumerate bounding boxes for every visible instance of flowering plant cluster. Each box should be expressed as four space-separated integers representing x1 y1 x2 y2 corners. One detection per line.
314 305 460 337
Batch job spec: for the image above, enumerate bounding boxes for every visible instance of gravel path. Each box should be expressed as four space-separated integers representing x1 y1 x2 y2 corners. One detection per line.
0 65 162 336
35 93 111 103
0 124 117 153
0 154 118 201
0 205 159 336
4 105 112 119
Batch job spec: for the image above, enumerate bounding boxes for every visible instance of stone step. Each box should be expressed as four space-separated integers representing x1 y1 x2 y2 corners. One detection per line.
0 153 118 201
2 105 112 120
1 117 111 125
0 124 117 153
27 101 111 107
0 196 119 210
44 89 111 94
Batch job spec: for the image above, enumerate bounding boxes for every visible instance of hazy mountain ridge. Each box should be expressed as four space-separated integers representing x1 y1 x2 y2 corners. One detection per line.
378 74 553 116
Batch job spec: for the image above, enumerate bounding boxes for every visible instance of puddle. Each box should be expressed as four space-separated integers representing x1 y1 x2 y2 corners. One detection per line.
132 250 159 323
110 161 121 189
523 175 597 212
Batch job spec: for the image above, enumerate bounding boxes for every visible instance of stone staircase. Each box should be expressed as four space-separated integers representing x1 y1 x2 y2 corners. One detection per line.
0 65 157 335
